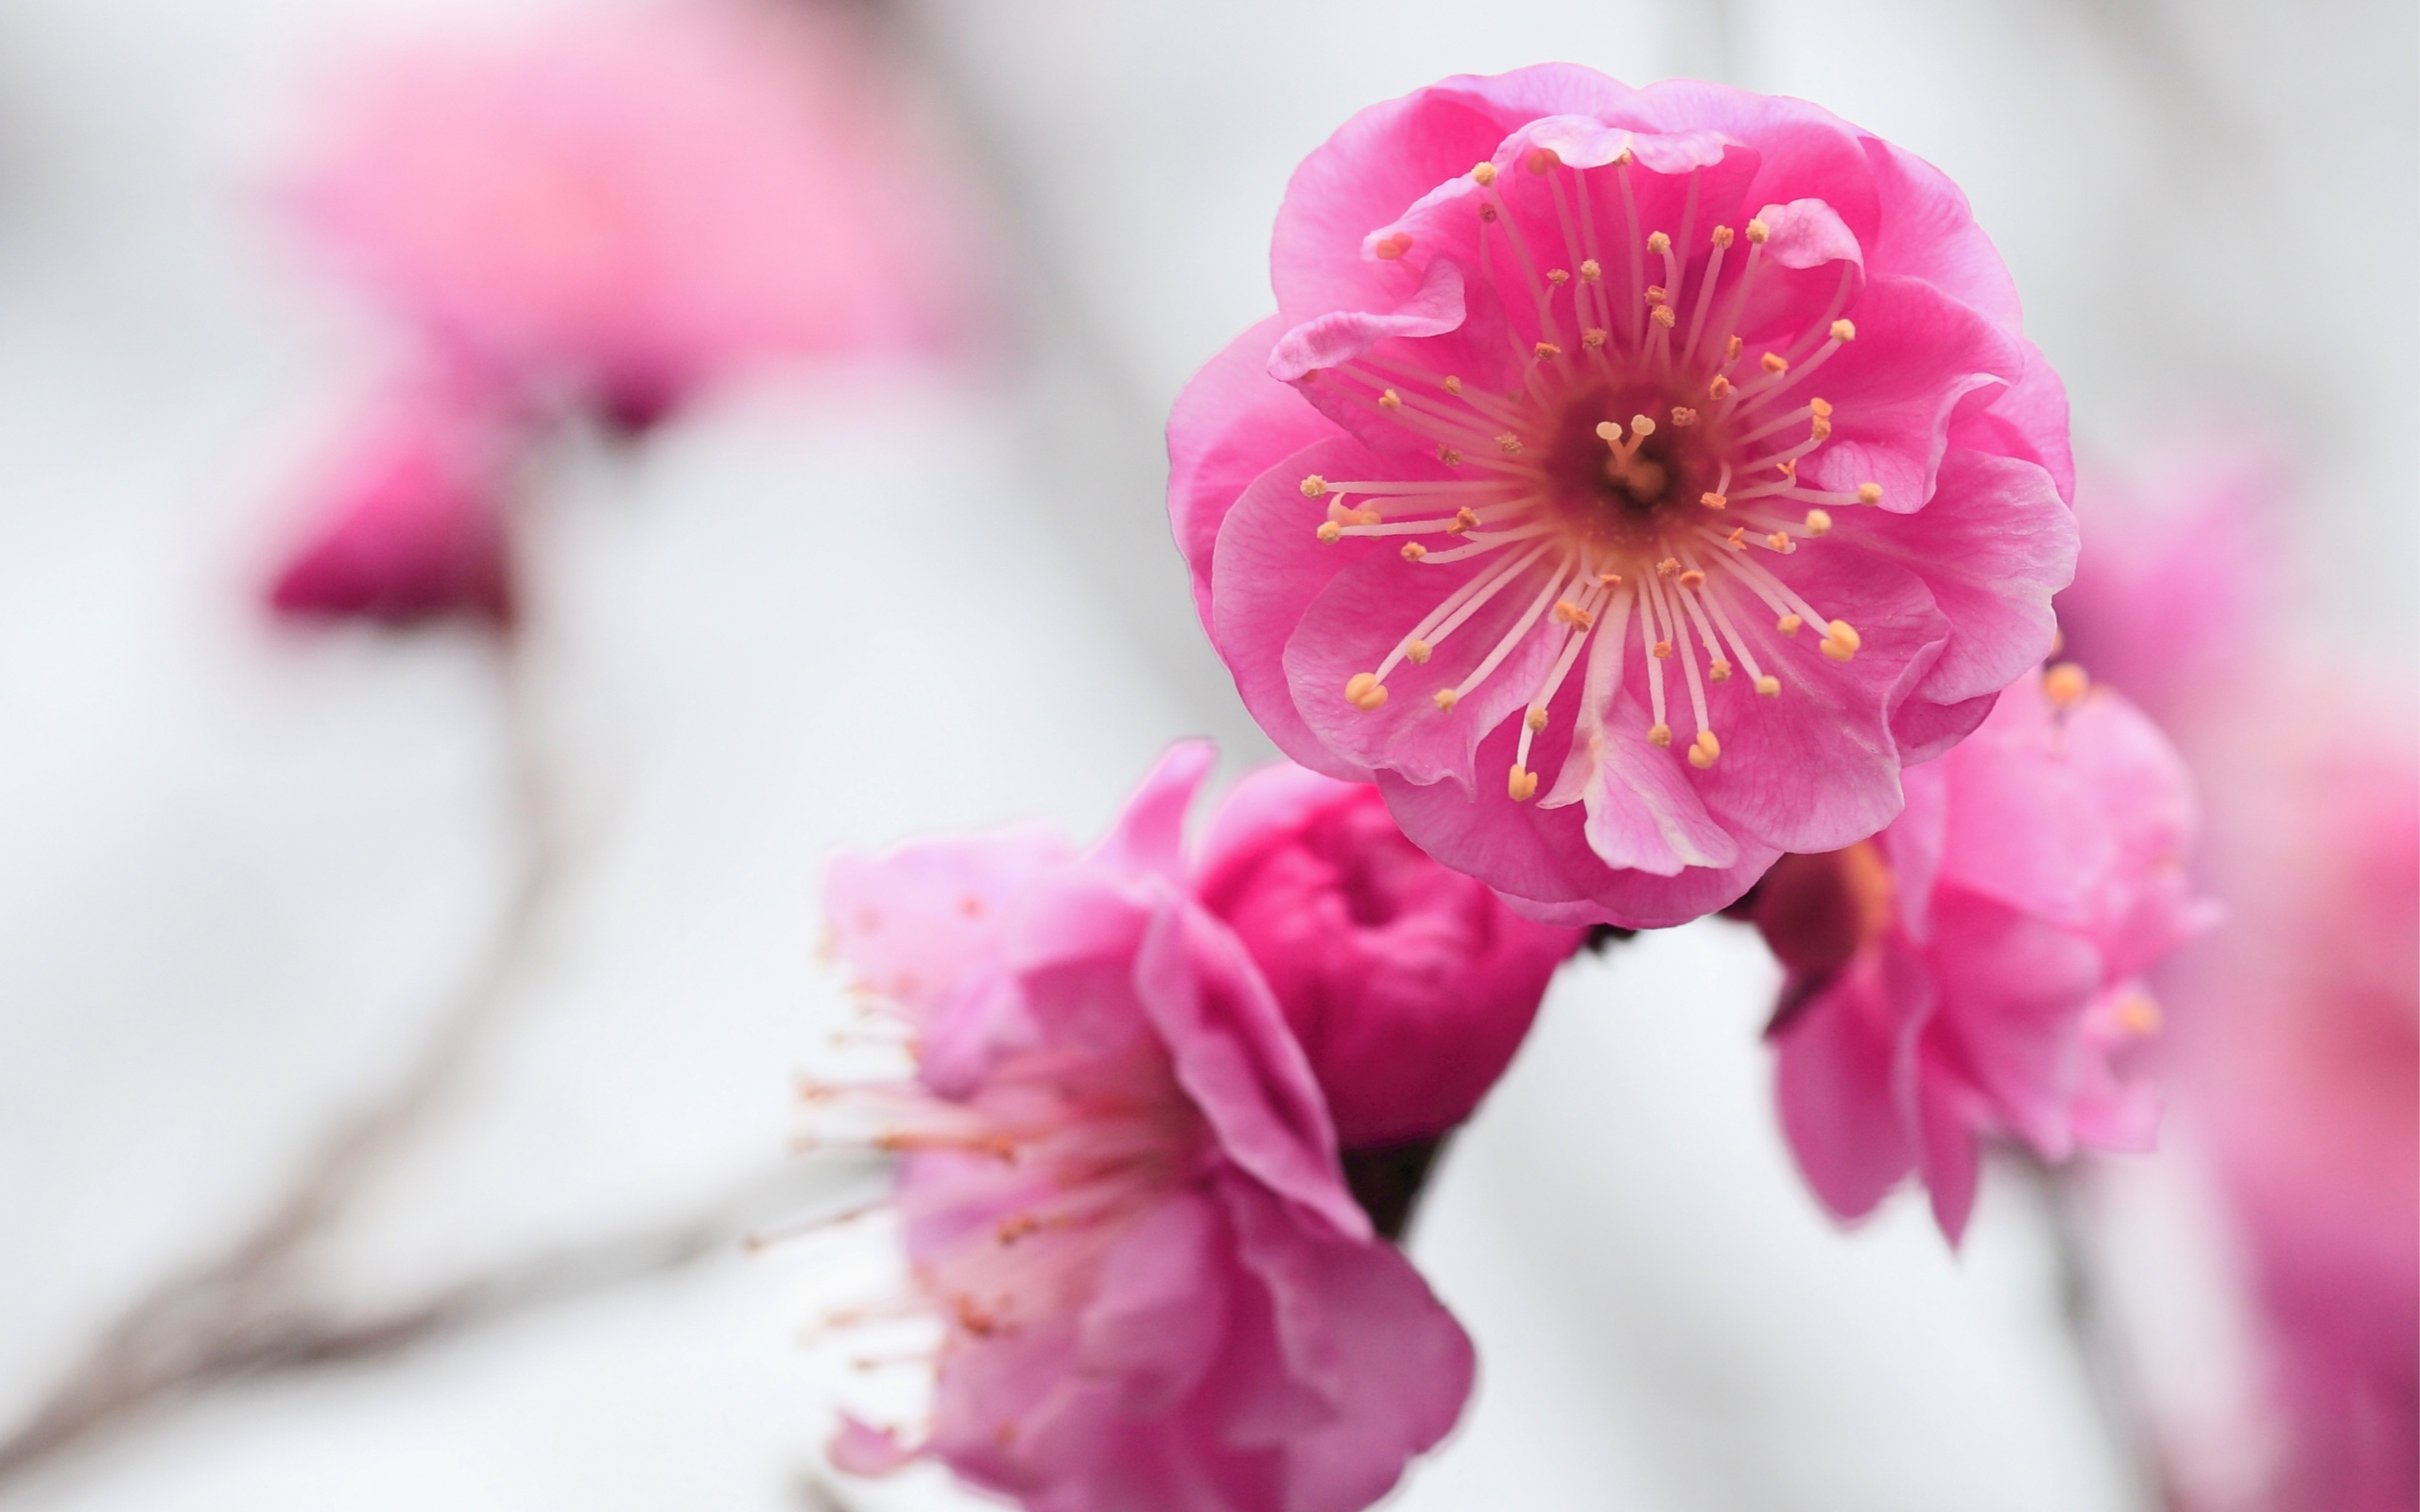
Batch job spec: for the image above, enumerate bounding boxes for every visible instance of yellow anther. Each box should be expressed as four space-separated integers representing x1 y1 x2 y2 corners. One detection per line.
1830 318 1857 341
1345 672 1388 710
2114 991 2164 1037
1597 572 1624 586
1647 231 1671 254
1761 352 1789 374
1809 397 1834 418
1547 267 1570 286
1725 526 1747 547
1632 414 1658 437
1777 613 1805 636
1810 417 1833 440
1406 639 1432 664
1526 707 1549 731
1805 509 1834 537
1688 729 1721 769
1401 541 1427 561
1316 521 1343 542
1709 375 1733 401
2044 662 2090 708
1552 599 1595 629
1437 445 1462 465
1508 765 1539 800
1768 531 1791 550
1651 305 1677 328
1856 482 1883 505
1670 406 1699 427
1495 432 1523 454
1443 375 1463 395
1701 491 1728 510
1582 328 1608 350
1708 659 1734 681
1374 231 1412 260
1378 388 1402 408
1580 259 1602 283
1446 507 1479 533
1652 639 1673 660
1711 225 1735 248
1745 218 1771 244
1644 284 1668 306
1774 457 1797 477
1534 341 1563 359
1679 569 1706 589
1657 557 1680 576
1300 474 1328 498
1754 674 1782 697
1525 146 1560 175
1648 723 1673 747
1433 688 1460 711
1726 335 1743 359
1819 620 1862 661
1472 162 1498 186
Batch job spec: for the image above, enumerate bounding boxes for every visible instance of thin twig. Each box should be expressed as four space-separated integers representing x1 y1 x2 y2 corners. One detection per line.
2030 1156 2169 1512
0 634 571 1487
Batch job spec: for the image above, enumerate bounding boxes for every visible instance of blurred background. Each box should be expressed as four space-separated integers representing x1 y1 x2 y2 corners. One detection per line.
0 0 2410 1508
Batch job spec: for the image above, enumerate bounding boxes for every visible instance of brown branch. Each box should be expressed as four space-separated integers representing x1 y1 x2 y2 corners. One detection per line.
0 636 577 1488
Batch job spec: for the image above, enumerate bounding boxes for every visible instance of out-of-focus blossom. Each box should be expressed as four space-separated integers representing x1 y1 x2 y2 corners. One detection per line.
1170 65 2076 928
2055 435 2415 1505
2161 692 2416 1510
266 374 521 626
1194 760 1584 1149
1749 667 2207 1241
287 0 977 430
2055 433 2280 722
812 745 1473 1512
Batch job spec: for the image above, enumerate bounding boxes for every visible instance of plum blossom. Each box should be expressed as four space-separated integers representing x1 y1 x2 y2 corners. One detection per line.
1747 666 2208 1242
286 0 976 431
809 745 1473 1512
267 373 522 626
1195 760 1584 1151
1170 66 2077 927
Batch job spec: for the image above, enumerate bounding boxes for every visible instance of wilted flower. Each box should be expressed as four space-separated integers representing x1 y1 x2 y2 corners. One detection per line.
287 0 975 429
809 745 1473 1512
1746 667 2207 1241
1194 760 1584 1150
1170 66 2076 927
266 374 521 626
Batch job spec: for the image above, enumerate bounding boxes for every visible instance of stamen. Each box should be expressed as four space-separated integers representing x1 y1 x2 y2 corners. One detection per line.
1443 557 1581 705
1682 225 1731 366
1818 620 1861 662
2044 662 2089 708
1344 672 1387 710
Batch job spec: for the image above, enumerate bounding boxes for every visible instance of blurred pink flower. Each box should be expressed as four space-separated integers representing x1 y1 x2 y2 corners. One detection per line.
1752 667 2208 1241
266 374 521 626
1195 761 1584 1147
814 745 1473 1512
1170 65 2076 928
2055 432 2281 720
2168 697 2417 1509
288 0 976 429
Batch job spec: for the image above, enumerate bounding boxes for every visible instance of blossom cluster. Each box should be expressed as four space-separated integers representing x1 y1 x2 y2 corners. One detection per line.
779 63 2245 1510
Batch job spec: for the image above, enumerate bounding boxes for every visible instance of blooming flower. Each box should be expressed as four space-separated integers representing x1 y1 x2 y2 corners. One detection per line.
266 374 521 626
812 745 1474 1512
287 0 976 430
1747 666 2207 1241
1194 760 1584 1150
1169 66 2077 927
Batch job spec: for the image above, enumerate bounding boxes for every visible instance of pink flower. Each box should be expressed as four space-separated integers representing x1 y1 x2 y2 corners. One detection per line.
2163 698 2418 1509
288 0 975 429
814 745 1474 1512
1194 761 1585 1148
1169 67 2077 927
265 374 521 626
1750 666 2207 1242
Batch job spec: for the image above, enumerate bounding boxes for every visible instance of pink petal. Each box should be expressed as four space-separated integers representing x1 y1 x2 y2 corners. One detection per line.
1773 955 1919 1223
1167 316 1335 636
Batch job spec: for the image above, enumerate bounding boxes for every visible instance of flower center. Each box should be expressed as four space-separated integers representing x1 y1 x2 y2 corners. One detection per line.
1300 150 1886 801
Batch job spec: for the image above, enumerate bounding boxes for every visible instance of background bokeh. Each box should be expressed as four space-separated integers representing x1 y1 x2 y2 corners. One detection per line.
0 0 2409 1508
